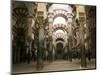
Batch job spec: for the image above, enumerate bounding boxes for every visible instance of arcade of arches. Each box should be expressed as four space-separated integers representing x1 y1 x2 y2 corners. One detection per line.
12 1 96 70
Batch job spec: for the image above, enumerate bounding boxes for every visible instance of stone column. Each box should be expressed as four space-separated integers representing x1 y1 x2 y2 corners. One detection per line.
76 6 87 68
79 17 87 68
48 36 53 62
68 36 72 62
52 45 55 61
68 21 73 62
64 45 68 60
37 26 44 69
36 15 44 69
48 12 53 62
27 16 33 50
48 19 53 62
80 23 87 68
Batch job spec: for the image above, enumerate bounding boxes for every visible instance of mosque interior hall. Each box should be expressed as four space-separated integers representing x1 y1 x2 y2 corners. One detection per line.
12 1 96 73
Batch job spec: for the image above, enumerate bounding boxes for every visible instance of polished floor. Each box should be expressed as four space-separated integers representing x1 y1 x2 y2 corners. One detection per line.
12 58 96 74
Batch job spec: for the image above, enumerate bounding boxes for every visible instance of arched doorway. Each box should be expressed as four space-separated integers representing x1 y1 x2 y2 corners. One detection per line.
55 42 64 59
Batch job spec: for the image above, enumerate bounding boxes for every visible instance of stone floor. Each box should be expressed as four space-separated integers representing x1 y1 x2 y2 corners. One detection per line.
12 59 96 74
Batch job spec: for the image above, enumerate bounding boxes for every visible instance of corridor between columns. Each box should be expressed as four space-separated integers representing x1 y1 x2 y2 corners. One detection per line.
11 1 96 74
